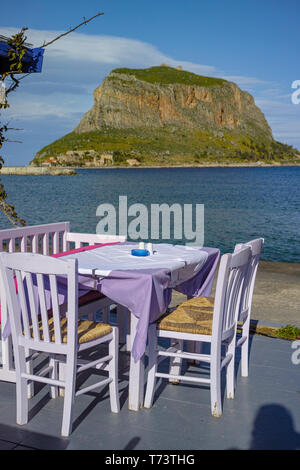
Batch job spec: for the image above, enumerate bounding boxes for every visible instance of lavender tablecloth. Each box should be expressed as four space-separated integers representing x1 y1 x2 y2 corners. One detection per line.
94 246 220 361
3 245 220 362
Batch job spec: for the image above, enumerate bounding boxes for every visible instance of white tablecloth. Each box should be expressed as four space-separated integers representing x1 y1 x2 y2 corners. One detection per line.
62 243 208 286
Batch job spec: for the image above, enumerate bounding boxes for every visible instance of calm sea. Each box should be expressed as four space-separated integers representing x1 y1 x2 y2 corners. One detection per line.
1 166 299 263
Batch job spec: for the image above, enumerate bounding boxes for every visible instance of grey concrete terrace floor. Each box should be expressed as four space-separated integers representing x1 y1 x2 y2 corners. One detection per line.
0 331 299 450
0 259 299 451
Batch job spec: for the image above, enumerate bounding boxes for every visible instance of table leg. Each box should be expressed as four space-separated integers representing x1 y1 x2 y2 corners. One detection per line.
116 304 125 343
125 308 131 352
128 312 144 411
186 340 203 364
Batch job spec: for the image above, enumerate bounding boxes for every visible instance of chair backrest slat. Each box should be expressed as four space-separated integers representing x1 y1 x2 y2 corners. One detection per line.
43 233 49 255
36 273 50 343
52 232 59 254
8 238 15 253
226 265 244 330
25 272 40 342
32 234 39 253
49 274 62 344
20 236 26 252
4 267 23 338
15 270 31 339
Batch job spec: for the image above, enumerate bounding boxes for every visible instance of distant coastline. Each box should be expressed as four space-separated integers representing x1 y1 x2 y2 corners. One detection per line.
0 166 77 175
1 162 300 174
59 161 300 170
78 162 300 169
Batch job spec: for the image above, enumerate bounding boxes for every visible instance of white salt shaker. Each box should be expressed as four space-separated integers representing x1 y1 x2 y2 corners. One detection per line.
146 242 153 255
139 242 145 250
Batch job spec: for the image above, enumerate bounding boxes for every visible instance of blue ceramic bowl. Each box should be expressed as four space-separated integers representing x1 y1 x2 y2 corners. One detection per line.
131 249 150 257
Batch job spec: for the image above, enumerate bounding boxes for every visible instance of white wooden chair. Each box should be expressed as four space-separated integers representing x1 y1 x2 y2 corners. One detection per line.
234 238 264 377
144 246 252 417
0 251 120 437
186 238 264 376
0 222 127 383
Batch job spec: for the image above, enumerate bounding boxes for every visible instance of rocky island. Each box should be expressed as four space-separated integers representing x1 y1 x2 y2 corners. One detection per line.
31 65 299 167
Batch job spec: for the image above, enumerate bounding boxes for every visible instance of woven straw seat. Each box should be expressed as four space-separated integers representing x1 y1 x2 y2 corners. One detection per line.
158 296 215 335
29 318 113 344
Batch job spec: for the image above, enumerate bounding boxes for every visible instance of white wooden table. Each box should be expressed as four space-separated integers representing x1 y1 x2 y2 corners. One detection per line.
63 243 210 411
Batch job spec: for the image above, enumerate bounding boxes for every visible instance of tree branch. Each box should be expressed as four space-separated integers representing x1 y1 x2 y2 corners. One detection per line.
39 12 104 48
5 74 20 95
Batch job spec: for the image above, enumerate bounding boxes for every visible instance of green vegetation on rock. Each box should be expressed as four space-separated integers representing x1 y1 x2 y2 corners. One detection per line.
111 66 227 87
32 127 299 167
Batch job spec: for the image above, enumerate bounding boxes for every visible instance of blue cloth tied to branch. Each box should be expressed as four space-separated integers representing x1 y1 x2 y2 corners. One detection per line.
0 40 44 74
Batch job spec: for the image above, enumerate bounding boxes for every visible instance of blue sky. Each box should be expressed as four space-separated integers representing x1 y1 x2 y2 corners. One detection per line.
1 0 299 164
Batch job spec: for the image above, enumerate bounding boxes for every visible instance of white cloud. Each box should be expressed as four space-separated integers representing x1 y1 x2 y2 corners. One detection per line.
0 27 217 72
6 95 83 120
221 75 274 87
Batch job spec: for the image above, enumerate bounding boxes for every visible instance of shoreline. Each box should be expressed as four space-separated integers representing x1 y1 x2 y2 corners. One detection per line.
71 161 300 169
72 162 300 169
2 162 300 173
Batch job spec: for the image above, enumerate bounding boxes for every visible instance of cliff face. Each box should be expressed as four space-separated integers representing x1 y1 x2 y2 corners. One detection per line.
74 68 272 141
32 66 298 167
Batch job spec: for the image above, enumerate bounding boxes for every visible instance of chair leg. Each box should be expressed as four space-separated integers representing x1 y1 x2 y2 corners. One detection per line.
144 324 158 409
210 350 222 417
240 320 250 377
168 339 183 383
186 341 204 365
16 347 28 425
108 327 120 413
59 361 66 397
50 357 59 399
16 376 29 425
25 348 34 399
226 338 236 400
61 357 76 437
